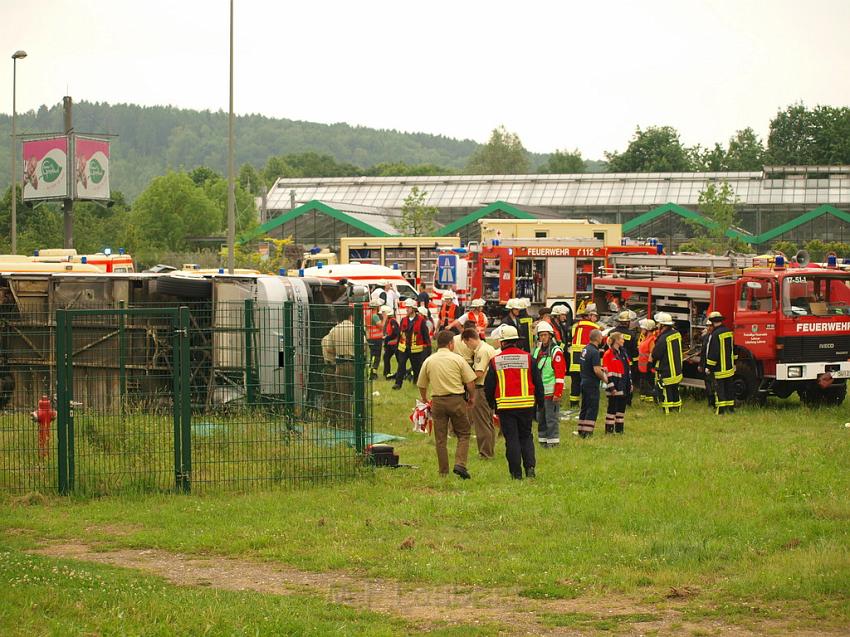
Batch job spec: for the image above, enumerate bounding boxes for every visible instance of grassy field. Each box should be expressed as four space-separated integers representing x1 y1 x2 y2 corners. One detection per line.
1 376 849 635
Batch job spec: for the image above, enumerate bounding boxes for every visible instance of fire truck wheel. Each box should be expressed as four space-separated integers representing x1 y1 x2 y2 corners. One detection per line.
0 368 14 409
155 274 213 299
732 361 757 402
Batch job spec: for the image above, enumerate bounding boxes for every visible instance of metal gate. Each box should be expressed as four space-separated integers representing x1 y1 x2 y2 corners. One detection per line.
55 307 191 495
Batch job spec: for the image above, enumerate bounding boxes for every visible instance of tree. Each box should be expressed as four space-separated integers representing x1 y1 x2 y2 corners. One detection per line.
725 128 765 171
392 187 438 236
681 181 746 253
188 166 220 187
203 177 258 234
605 126 692 172
239 163 266 195
771 240 799 258
767 104 850 165
128 172 219 253
538 149 585 174
466 126 530 174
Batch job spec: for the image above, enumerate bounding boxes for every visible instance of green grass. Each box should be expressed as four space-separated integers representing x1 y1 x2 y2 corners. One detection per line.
2 377 850 632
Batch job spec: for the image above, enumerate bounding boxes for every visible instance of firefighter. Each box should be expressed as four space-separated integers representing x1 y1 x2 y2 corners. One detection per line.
651 312 683 414
448 298 488 337
567 304 599 408
501 299 531 352
550 304 573 348
518 299 534 351
609 310 639 404
417 330 478 479
321 307 356 425
577 329 607 438
366 299 384 380
485 325 544 479
602 332 631 434
381 305 399 379
636 318 657 402
533 322 566 447
698 317 716 408
438 289 463 331
393 298 431 390
705 311 736 414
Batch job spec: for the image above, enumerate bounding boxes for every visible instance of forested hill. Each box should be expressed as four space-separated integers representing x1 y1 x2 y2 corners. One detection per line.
0 101 495 199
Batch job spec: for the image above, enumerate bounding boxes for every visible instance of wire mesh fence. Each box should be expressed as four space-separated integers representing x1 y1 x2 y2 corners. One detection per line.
0 301 372 496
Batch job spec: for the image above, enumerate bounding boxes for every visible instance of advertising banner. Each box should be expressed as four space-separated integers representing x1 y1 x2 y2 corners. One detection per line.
74 136 110 200
22 137 69 200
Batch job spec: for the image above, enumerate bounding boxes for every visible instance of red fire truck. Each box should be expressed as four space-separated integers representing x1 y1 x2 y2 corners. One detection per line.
593 253 850 405
433 239 657 316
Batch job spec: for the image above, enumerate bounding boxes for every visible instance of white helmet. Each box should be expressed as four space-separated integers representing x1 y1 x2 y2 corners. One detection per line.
403 298 417 309
551 305 566 316
520 298 531 309
418 305 429 316
536 322 554 335
470 298 485 308
380 305 393 315
441 289 455 300
585 303 598 315
498 325 519 341
655 312 674 326
617 310 632 322
638 318 656 331
506 298 521 310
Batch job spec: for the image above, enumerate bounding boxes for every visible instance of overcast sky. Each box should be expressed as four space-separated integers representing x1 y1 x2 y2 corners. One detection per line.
1 0 848 158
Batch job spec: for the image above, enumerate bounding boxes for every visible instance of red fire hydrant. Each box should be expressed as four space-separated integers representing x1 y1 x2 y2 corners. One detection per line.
32 396 57 459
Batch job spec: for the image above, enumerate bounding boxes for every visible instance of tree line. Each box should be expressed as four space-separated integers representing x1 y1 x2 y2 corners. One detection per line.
2 101 847 201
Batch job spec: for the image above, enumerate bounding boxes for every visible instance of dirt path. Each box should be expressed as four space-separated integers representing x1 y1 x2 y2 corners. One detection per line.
31 540 836 636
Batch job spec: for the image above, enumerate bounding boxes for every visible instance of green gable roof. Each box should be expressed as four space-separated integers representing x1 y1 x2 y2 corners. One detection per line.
435 201 536 237
239 200 392 244
622 202 754 243
748 204 850 244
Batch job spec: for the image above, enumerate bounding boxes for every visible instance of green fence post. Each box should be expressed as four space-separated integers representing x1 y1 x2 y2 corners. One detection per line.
353 303 366 454
244 299 257 407
65 312 75 493
55 310 69 495
282 301 295 419
179 306 192 493
118 300 126 408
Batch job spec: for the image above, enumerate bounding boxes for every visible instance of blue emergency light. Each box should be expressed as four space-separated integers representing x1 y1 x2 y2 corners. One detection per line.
827 254 837 267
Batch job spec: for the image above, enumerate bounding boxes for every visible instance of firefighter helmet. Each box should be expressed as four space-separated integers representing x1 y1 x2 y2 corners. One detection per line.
498 325 519 341
708 311 724 322
505 298 521 310
585 303 598 315
403 298 417 309
617 310 632 322
470 298 485 308
536 322 554 335
441 289 455 300
639 318 656 331
551 304 567 316
380 305 393 315
655 312 674 326
418 305 429 316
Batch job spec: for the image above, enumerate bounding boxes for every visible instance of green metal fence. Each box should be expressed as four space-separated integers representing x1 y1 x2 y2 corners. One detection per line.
0 301 371 495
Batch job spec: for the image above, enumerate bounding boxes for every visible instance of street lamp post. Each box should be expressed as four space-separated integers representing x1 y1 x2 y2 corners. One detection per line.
226 0 235 274
10 50 27 255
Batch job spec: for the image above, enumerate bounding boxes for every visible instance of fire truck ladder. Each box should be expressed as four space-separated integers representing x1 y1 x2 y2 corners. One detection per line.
602 254 755 284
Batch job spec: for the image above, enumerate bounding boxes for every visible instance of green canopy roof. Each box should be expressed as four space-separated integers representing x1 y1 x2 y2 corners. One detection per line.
435 201 535 237
239 200 393 243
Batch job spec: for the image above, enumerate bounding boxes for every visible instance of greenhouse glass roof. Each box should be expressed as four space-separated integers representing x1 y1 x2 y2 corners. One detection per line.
266 166 850 211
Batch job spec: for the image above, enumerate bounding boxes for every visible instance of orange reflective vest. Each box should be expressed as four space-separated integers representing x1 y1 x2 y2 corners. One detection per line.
438 302 460 329
569 320 599 372
637 331 656 373
367 309 383 340
457 310 488 336
491 347 536 410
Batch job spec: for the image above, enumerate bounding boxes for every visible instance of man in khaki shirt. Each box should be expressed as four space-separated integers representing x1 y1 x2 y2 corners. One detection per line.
461 328 498 459
321 308 356 425
418 330 477 478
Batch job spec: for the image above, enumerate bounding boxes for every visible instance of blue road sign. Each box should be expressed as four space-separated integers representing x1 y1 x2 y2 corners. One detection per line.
437 254 457 285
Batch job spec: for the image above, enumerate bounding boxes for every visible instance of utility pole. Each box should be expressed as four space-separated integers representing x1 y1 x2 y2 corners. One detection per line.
226 0 236 273
11 50 27 254
62 96 73 249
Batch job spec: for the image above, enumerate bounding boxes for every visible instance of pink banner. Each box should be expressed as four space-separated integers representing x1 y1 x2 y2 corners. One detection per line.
22 137 69 200
74 136 110 200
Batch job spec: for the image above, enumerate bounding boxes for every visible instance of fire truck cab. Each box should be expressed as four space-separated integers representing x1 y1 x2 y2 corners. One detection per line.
594 254 850 405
